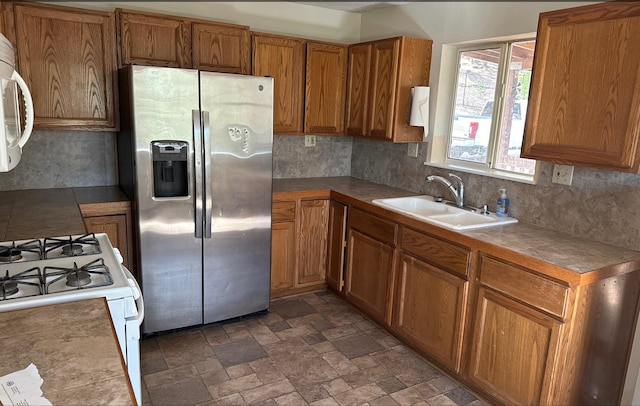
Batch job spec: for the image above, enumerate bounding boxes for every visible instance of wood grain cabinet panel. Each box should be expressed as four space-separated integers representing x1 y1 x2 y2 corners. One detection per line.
304 42 347 134
116 9 191 68
394 252 468 372
522 2 640 172
345 36 432 142
326 200 347 292
252 33 305 134
345 228 394 324
192 22 250 74
345 44 372 137
468 287 561 406
297 199 330 285
83 214 133 275
271 221 295 294
3 2 118 130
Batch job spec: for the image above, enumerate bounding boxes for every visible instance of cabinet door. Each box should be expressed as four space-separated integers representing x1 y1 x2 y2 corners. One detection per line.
83 215 131 271
271 221 295 295
522 2 640 172
252 34 305 134
8 2 118 130
345 228 394 324
192 22 250 74
393 253 467 372
326 200 347 292
116 9 191 68
304 42 347 134
345 43 372 137
468 287 562 405
367 38 399 140
297 199 329 286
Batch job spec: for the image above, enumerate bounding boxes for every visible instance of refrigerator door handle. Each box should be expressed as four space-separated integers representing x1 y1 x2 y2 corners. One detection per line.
193 109 204 238
202 111 213 239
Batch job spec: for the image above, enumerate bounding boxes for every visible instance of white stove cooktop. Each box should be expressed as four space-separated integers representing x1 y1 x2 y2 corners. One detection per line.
0 233 137 312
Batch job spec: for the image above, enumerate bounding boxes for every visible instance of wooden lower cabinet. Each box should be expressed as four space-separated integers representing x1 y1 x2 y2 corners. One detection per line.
468 287 562 405
271 197 329 297
270 221 295 294
393 252 468 372
326 200 347 291
82 214 133 273
344 207 397 325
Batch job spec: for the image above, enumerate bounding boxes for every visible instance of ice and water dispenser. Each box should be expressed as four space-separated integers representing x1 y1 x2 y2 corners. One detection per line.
151 141 188 198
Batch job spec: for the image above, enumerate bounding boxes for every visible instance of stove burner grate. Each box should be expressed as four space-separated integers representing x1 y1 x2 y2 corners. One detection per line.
43 258 113 293
0 239 43 263
43 234 101 259
0 267 43 300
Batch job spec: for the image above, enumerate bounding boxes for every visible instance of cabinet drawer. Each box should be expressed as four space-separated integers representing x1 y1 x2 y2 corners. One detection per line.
479 255 569 318
349 207 397 245
401 227 469 278
272 201 295 222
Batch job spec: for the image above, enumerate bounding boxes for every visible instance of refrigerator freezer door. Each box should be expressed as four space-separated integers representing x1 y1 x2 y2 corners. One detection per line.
129 66 203 333
200 72 273 324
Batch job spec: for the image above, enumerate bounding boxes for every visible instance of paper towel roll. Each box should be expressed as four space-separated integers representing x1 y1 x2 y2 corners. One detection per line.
409 86 430 132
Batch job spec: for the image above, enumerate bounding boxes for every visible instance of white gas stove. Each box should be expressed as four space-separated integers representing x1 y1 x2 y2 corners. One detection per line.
0 233 144 404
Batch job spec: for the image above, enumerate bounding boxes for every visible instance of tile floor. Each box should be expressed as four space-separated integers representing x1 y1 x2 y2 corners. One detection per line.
140 291 487 406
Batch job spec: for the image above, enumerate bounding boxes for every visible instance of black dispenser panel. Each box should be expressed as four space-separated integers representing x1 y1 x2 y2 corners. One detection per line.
151 141 188 198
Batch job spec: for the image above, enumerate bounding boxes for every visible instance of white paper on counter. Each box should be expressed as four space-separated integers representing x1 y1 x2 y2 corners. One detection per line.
0 363 52 406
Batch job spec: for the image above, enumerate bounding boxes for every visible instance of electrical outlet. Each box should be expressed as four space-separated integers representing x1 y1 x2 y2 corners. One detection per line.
304 135 316 147
552 164 574 185
407 143 419 157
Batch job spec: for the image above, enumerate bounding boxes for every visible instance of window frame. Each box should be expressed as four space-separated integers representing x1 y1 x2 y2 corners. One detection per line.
441 38 538 180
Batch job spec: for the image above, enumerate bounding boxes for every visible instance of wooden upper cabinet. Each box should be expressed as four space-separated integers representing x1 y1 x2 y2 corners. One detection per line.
346 36 432 142
116 9 250 74
304 41 347 134
252 33 305 134
2 2 118 131
522 2 640 172
192 22 250 74
345 43 372 137
116 9 191 68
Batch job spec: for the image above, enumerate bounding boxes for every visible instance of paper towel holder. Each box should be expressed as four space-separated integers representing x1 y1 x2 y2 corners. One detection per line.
409 86 430 128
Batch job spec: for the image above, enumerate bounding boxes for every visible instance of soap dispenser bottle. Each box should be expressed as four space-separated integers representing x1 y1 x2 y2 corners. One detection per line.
497 188 509 217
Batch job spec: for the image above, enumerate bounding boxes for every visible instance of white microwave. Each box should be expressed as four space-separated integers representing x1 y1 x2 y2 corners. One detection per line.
0 33 33 172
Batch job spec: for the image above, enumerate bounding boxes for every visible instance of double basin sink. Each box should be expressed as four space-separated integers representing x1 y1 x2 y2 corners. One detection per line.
371 195 518 231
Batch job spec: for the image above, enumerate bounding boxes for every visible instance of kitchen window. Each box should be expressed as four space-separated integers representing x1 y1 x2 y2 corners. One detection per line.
444 39 537 179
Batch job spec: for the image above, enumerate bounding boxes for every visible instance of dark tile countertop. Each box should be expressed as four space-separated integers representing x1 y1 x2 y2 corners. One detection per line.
0 186 129 241
0 298 134 405
274 177 640 284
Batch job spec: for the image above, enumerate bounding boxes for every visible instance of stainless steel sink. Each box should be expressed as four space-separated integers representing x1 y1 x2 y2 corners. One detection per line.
371 195 518 231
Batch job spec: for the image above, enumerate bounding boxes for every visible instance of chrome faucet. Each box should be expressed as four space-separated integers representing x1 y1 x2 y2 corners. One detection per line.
426 173 465 208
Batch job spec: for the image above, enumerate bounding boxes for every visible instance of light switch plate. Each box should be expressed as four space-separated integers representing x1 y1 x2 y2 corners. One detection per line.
552 164 574 185
304 135 316 147
407 143 419 157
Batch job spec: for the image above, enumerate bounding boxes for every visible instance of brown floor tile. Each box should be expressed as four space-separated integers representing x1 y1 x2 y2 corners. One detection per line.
156 330 216 369
333 383 386 406
147 376 212 406
270 297 317 319
241 378 296 404
140 291 484 406
331 332 384 359
213 338 268 367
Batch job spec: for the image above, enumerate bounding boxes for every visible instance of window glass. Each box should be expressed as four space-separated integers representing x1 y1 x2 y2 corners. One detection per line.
446 40 536 176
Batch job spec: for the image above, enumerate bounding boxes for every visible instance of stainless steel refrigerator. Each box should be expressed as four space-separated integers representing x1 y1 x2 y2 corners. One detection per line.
118 65 273 334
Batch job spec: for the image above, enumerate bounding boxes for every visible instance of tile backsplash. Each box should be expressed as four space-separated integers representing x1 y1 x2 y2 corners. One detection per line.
2 131 638 251
350 137 640 251
0 131 117 190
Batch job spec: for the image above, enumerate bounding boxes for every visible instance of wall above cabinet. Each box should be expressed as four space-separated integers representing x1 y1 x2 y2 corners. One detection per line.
522 2 640 173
